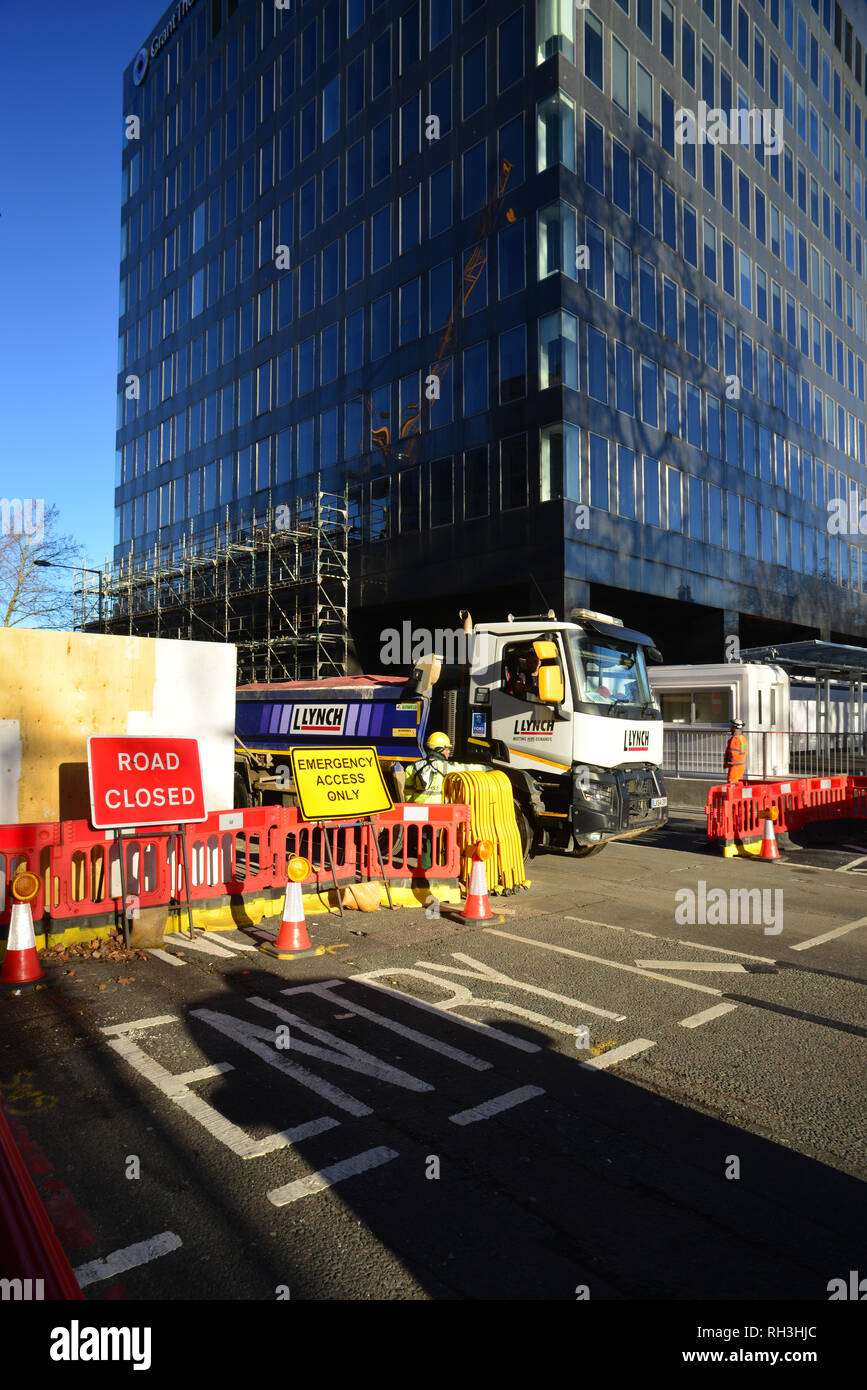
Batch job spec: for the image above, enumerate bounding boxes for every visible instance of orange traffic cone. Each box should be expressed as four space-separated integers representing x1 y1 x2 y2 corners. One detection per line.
1 872 45 993
260 856 323 959
759 815 780 861
459 842 504 925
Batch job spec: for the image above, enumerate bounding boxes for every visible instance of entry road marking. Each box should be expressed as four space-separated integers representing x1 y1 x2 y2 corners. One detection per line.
200 930 259 952
267 1146 399 1206
580 1039 655 1071
102 1015 177 1035
790 916 867 951
449 1085 544 1126
165 934 235 957
634 960 747 973
485 930 722 996
148 949 186 967
836 855 867 872
73 1231 182 1288
677 940 776 963
679 1003 739 1029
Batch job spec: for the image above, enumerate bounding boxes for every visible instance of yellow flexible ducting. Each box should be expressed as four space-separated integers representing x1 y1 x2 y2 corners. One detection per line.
443 770 528 892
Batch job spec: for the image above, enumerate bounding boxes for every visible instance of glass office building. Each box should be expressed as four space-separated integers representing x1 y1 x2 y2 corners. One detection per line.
116 0 867 664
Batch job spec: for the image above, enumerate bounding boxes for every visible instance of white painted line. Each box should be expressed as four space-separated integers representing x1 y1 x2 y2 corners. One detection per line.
267 1146 399 1206
836 855 867 872
790 916 867 951
102 1015 177 1036
449 1085 544 1126
165 934 236 958
580 1039 655 1071
73 1232 182 1288
679 1003 739 1029
631 930 658 938
414 952 626 1022
484 930 722 996
565 915 625 929
107 1031 340 1158
842 843 867 853
634 960 747 973
677 939 776 963
175 1062 234 1085
148 948 186 967
280 981 494 1070
200 930 259 952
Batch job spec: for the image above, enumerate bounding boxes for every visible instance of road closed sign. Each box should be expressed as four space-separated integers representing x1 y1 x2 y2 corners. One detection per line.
290 746 393 821
87 736 207 829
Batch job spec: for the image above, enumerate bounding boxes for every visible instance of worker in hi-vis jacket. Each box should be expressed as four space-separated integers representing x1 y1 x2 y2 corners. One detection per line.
724 720 748 783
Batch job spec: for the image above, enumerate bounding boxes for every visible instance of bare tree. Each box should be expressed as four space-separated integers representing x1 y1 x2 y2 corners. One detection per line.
0 504 83 629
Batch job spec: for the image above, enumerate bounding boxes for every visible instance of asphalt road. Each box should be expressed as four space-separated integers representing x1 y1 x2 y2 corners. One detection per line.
2 810 865 1302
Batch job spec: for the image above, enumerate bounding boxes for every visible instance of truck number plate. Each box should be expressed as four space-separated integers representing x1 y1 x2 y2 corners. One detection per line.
651 796 668 808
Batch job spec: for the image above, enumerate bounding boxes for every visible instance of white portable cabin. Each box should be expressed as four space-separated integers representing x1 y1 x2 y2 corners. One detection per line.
649 663 790 777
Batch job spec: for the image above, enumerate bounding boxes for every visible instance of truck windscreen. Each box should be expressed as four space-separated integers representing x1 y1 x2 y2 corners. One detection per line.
568 634 653 710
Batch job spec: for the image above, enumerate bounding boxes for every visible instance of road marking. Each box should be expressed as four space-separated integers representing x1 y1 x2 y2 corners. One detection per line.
790 916 867 951
634 960 748 973
580 1039 655 1070
106 1023 340 1157
73 1231 182 1288
679 1003 739 1029
200 930 259 952
102 1015 177 1035
166 934 236 958
175 1063 233 1085
148 948 186 967
836 855 867 872
449 1085 544 1126
280 981 493 1070
413 952 626 1021
266 1146 399 1206
485 930 722 996
632 930 657 938
356 972 541 1050
677 939 776 963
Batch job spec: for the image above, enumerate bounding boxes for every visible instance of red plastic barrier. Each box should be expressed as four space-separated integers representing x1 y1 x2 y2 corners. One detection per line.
1 803 471 933
0 1095 83 1298
706 775 851 847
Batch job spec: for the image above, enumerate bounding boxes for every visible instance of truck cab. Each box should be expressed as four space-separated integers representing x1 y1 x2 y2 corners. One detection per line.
433 610 668 856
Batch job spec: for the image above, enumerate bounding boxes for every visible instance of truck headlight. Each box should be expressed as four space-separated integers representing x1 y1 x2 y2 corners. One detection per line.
574 770 615 811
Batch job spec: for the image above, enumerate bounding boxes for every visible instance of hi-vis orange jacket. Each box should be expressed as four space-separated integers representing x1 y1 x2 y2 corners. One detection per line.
724 732 748 783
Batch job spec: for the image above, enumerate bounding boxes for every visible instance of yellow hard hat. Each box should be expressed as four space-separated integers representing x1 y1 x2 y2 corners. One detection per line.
427 730 452 750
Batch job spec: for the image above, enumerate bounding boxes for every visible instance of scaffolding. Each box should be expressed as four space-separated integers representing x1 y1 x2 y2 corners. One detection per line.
76 487 349 683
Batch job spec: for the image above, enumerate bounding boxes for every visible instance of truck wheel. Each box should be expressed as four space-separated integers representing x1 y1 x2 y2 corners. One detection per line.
514 802 534 860
572 842 606 858
234 772 252 809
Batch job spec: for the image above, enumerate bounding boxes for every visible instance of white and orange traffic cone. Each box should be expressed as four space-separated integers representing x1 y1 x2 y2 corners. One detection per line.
0 871 45 993
459 841 504 925
759 813 781 861
260 856 323 959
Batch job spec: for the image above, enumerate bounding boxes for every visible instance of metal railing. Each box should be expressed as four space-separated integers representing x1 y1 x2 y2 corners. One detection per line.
663 726 867 780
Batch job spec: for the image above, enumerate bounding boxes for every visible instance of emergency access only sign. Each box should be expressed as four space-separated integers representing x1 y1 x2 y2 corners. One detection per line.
87 736 207 829
290 746 393 820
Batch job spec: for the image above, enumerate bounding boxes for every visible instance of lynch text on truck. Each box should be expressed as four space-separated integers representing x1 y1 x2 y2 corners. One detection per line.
87 736 207 828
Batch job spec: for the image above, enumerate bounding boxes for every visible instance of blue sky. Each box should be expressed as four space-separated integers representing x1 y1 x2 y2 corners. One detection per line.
0 2 165 573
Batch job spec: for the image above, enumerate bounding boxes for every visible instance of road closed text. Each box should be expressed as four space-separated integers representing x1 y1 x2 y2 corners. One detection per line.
87 737 207 827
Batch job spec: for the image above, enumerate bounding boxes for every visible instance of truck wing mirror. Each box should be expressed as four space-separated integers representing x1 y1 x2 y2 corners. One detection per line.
537 664 565 704
646 646 663 664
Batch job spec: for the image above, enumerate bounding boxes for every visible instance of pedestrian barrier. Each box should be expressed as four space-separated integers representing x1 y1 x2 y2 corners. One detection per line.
0 802 472 944
706 774 852 855
0 1093 84 1299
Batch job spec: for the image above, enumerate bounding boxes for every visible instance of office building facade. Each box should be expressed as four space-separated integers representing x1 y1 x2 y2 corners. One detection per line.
116 0 867 665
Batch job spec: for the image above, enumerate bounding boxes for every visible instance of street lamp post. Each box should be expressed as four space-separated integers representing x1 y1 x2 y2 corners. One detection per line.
34 560 104 629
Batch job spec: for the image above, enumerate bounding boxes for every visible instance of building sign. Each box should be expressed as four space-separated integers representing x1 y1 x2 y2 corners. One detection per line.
132 0 200 86
87 736 206 829
290 747 393 821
